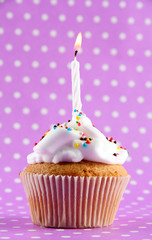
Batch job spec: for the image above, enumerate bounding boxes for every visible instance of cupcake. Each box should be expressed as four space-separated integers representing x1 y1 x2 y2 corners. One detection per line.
19 110 130 228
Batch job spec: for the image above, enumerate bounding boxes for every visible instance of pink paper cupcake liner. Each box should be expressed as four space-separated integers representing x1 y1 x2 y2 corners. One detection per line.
20 172 130 228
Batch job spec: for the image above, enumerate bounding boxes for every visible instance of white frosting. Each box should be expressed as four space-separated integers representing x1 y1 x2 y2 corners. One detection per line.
27 110 128 165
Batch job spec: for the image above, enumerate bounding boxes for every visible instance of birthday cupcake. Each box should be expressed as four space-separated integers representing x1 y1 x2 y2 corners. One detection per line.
20 109 130 228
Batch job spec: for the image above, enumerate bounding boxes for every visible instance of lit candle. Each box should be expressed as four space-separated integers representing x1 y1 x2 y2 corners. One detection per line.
71 32 82 113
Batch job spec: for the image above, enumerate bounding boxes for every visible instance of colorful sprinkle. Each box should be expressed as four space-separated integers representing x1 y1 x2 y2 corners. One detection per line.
76 121 78 124
67 128 71 131
113 153 117 156
78 113 82 116
34 143 37 146
117 147 121 150
74 109 77 112
83 142 87 148
86 140 91 144
78 122 81 126
76 116 80 120
68 120 71 122
65 127 68 129
53 126 57 129
74 143 79 148
127 151 129 154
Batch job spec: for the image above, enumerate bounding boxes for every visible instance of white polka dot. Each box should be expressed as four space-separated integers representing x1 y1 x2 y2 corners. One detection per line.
112 111 119 118
50 0 57 5
5 44 13 51
111 16 118 24
102 95 110 102
143 190 150 194
128 17 135 24
16 197 23 201
58 78 65 84
41 45 48 52
119 1 126 8
14 60 21 67
5 188 12 193
129 111 136 118
22 108 30 114
23 44 31 52
14 178 21 183
102 64 109 71
22 138 30 145
149 181 152 185
119 64 126 71
32 29 40 36
93 48 100 55
41 13 49 21
110 48 118 55
121 126 129 133
93 79 100 86
144 50 151 57
102 1 109 7
111 79 118 86
23 76 30 83
128 80 135 87
40 108 48 115
132 142 139 148
85 0 92 7
93 16 100 23
32 61 39 68
147 112 152 119
120 96 127 102
137 96 144 103
16 0 22 3
130 180 137 185
136 33 143 41
0 123 2 128
143 156 150 163
14 92 21 99
32 123 39 130
0 59 3 66
136 1 143 9
85 94 92 101
67 94 72 100
49 62 57 69
40 77 48 84
14 28 22 35
0 27 4 34
84 31 92 38
137 197 144 201
33 0 40 4
94 110 101 117
68 0 75 6
4 167 11 172
76 15 83 22
59 14 66 22
24 13 31 20
144 18 151 25
13 122 21 130
67 31 74 38
104 126 111 132
119 32 126 40
85 63 92 70
13 153 21 160
58 46 66 53
4 107 12 114
127 49 135 56
32 92 39 99
102 32 109 39
59 109 66 116
6 12 13 19
0 91 3 98
49 93 56 100
139 127 146 134
4 138 11 144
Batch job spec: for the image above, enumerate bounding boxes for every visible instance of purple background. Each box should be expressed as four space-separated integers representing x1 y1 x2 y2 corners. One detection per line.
0 0 152 239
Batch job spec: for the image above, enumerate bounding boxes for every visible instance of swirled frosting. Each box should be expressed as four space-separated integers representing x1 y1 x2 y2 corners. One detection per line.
27 110 128 165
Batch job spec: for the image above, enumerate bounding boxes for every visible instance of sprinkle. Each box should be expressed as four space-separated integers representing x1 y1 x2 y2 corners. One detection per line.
117 147 121 150
120 146 123 149
60 126 63 128
78 122 81 126
114 141 117 144
78 113 82 116
76 116 80 120
47 130 50 132
65 127 68 129
127 151 129 154
74 143 79 148
42 136 44 139
86 140 91 144
124 148 126 150
82 133 85 136
34 143 37 146
53 126 57 129
113 153 117 156
68 120 71 122
83 142 87 148
57 123 60 126
67 128 71 131
89 138 92 141
74 109 77 112
110 137 113 140
76 121 78 124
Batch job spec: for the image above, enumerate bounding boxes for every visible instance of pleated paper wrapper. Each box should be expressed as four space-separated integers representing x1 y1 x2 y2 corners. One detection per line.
20 172 130 228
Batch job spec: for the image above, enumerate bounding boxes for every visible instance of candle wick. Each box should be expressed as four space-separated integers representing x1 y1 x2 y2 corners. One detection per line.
75 50 78 58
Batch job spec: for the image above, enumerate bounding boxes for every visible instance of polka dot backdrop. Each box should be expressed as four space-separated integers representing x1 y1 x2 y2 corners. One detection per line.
0 0 152 239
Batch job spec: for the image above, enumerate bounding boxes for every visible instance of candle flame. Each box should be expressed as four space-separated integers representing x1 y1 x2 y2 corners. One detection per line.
74 32 82 51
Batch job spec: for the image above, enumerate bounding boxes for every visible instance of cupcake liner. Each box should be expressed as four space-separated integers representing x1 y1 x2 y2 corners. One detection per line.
20 172 130 228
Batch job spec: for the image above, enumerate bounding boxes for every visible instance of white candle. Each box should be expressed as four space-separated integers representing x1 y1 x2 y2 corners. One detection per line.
71 32 82 113
71 58 82 112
